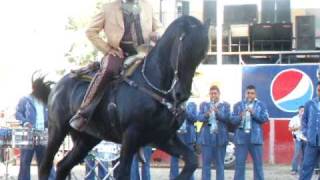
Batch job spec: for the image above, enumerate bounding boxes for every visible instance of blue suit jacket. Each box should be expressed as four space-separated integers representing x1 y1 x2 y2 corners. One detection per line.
231 100 269 145
178 102 197 144
197 101 231 146
15 95 49 128
302 97 320 147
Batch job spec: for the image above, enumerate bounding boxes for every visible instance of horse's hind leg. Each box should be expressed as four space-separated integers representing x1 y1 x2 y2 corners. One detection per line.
156 134 198 180
55 133 100 180
39 121 68 180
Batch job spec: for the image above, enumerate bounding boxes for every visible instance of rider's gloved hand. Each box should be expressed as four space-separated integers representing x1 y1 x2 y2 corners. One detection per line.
149 32 160 43
108 47 124 59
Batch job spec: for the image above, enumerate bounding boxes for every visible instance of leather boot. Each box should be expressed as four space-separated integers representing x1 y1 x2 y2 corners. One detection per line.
69 55 124 131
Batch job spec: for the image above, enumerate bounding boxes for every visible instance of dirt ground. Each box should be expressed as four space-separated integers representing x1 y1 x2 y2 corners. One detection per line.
1 164 320 180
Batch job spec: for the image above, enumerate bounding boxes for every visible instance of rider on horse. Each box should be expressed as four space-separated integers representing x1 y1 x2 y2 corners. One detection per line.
69 0 163 131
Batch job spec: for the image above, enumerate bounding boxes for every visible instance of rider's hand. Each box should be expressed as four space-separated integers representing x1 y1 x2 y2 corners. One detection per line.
150 32 160 42
108 47 124 59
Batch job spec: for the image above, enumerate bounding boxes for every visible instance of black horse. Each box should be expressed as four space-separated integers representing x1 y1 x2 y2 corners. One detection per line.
39 16 209 180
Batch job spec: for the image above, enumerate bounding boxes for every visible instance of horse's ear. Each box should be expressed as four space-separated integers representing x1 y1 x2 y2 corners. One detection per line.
204 19 211 29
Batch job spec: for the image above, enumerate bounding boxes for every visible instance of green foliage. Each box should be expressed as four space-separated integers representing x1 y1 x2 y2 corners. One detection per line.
58 0 110 76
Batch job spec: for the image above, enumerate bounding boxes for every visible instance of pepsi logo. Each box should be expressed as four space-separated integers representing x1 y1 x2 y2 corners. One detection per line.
270 69 314 112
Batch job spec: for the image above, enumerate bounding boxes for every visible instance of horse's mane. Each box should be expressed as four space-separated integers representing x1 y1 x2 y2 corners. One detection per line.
136 16 208 102
156 16 203 49
162 16 203 37
150 16 208 68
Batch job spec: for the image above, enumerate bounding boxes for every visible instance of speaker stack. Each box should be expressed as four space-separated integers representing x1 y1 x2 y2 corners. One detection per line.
261 0 291 23
261 0 275 23
296 16 316 50
224 4 258 25
250 0 292 51
203 0 216 26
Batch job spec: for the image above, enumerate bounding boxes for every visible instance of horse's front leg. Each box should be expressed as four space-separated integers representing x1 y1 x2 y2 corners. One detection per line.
117 126 141 180
157 134 198 180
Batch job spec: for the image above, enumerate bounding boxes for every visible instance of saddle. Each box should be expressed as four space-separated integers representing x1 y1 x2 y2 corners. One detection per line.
70 53 145 82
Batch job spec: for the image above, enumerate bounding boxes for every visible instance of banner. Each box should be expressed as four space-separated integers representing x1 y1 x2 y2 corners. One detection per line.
242 64 319 118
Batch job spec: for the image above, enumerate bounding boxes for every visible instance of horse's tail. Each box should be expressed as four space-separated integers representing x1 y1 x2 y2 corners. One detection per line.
31 71 55 105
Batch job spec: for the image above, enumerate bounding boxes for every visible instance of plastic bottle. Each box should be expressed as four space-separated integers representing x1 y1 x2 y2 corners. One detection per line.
244 110 251 133
209 103 218 134
244 103 253 133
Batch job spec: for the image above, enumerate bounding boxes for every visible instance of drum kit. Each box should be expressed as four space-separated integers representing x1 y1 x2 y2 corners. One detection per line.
85 141 121 180
0 126 48 180
0 128 48 149
0 125 121 180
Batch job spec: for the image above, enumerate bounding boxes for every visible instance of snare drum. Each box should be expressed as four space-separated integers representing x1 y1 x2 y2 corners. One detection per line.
32 129 48 146
11 128 34 149
91 141 121 162
0 128 12 148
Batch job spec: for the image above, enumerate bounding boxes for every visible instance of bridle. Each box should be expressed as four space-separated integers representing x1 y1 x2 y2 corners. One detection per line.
141 33 185 96
124 32 186 117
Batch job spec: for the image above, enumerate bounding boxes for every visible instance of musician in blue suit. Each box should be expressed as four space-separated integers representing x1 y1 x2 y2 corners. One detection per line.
299 82 320 180
15 77 55 180
231 85 269 180
198 85 231 180
169 102 198 180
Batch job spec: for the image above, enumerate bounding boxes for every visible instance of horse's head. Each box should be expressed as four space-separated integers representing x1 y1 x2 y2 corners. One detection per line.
157 16 209 70
156 16 209 102
174 16 210 67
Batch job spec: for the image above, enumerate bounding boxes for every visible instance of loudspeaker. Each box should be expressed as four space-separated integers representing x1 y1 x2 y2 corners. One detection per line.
177 1 190 16
250 24 273 40
250 23 293 51
250 23 274 51
181 1 190 16
273 23 292 50
297 38 315 50
296 16 315 50
276 0 291 23
242 5 258 23
224 5 257 25
261 0 275 23
273 23 292 40
203 0 216 25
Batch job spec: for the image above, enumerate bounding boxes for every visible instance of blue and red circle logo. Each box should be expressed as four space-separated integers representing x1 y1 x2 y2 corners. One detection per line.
270 69 314 112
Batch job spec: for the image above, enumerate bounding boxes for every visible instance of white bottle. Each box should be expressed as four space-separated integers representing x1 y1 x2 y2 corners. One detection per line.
244 110 251 133
209 103 218 134
241 103 253 133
